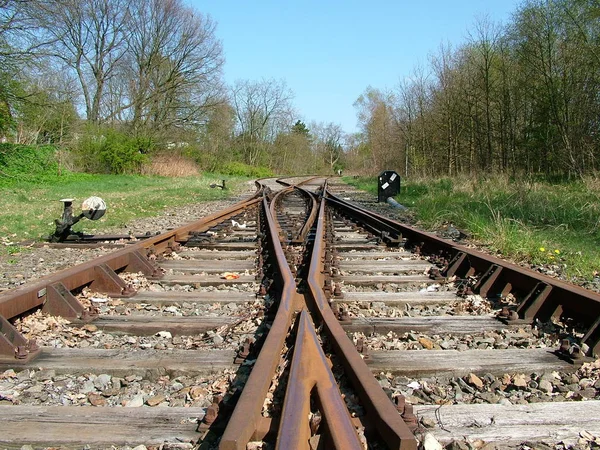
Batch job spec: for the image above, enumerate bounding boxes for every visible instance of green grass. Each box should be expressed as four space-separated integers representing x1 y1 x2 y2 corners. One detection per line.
344 175 600 280
0 173 249 245
0 144 252 256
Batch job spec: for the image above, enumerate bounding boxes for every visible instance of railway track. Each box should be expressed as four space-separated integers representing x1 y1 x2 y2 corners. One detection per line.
0 176 599 449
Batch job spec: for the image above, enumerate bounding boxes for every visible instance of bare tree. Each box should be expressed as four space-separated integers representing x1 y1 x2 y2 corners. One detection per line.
23 0 131 123
231 78 294 165
354 86 398 171
311 121 344 173
121 0 224 134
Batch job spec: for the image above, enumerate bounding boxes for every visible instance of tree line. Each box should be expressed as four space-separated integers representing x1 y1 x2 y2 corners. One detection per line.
350 0 600 178
0 0 343 174
4 0 596 178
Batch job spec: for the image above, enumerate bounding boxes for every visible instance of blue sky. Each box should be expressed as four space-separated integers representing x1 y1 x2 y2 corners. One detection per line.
189 1 522 134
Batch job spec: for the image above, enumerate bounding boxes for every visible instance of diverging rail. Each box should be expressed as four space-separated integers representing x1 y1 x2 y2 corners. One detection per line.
324 189 600 360
220 180 417 449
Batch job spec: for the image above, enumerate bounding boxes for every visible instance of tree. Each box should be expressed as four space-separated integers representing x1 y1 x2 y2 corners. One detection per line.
291 119 309 135
354 86 398 172
231 78 294 165
121 0 224 135
311 121 345 174
24 0 131 123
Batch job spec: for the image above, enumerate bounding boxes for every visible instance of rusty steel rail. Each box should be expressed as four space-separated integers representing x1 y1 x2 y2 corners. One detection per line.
222 178 380 450
305 188 417 450
269 178 321 244
325 190 600 357
291 187 319 244
222 178 418 449
0 193 263 362
220 195 300 449
277 309 362 450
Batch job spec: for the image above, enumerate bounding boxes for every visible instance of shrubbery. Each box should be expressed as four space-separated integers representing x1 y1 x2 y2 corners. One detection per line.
0 144 60 184
73 127 151 174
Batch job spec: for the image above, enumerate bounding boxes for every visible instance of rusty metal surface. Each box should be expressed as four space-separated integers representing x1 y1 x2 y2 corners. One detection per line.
0 194 262 361
277 309 362 450
0 196 262 321
220 196 299 450
324 189 600 356
223 179 417 449
222 179 381 449
306 191 417 450
292 187 319 244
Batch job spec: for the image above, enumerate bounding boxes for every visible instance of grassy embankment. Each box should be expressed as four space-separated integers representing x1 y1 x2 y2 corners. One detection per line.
345 176 600 281
0 144 252 258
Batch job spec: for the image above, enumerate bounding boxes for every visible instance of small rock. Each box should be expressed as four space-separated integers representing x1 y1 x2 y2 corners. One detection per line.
88 393 106 406
378 378 391 389
1 369 16 379
102 388 120 397
132 446 148 450
423 432 443 450
445 440 470 450
190 386 208 400
418 337 434 350
125 394 145 407
420 417 436 428
94 374 112 390
477 392 500 404
539 380 553 393
512 374 529 388
146 394 166 406
156 330 172 339
16 370 31 382
169 398 186 407
171 381 184 391
213 334 224 345
371 301 386 310
578 388 597 399
35 369 56 381
82 324 98 332
25 384 43 394
489 380 502 391
568 374 580 384
467 373 484 390
456 378 475 394
80 380 95 394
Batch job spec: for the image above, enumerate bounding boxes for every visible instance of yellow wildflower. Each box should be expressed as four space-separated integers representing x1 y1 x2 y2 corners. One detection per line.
539 247 545 252
554 249 560 254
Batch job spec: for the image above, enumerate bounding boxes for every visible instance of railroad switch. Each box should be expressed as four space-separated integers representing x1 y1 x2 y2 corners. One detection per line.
49 197 106 242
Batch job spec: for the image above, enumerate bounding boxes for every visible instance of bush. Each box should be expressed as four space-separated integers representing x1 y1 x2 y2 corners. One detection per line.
0 144 60 184
220 162 273 178
73 127 150 174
